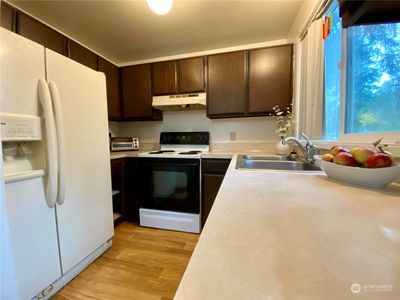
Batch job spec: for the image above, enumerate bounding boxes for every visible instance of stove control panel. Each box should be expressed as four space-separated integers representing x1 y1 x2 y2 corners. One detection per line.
160 132 209 145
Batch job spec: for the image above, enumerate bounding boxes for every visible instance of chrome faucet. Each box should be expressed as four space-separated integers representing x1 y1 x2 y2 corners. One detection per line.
283 133 319 163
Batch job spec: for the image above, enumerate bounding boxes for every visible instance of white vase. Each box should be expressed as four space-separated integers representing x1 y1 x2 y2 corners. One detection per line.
274 140 291 155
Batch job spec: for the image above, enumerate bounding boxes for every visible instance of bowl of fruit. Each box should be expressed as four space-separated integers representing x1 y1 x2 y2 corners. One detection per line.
318 144 400 188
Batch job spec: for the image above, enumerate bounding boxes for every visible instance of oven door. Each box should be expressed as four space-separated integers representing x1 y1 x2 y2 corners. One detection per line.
139 158 200 214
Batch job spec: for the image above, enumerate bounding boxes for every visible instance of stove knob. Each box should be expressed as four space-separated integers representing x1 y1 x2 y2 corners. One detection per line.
161 134 171 144
196 135 204 143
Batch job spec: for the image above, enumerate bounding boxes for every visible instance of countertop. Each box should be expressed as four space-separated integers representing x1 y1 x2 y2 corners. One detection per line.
110 151 140 160
174 155 400 300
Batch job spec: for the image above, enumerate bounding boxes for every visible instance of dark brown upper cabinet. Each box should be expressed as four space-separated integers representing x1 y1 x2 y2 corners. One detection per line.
248 44 293 115
16 12 67 56
152 61 178 95
207 51 247 118
152 57 206 96
68 40 98 70
178 57 206 93
1 2 15 31
121 64 162 121
98 57 121 121
339 0 400 28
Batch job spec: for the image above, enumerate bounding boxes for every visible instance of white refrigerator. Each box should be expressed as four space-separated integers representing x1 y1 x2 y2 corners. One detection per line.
0 28 114 299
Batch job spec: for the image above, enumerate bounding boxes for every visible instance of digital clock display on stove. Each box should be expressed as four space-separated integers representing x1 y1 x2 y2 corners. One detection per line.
160 132 209 145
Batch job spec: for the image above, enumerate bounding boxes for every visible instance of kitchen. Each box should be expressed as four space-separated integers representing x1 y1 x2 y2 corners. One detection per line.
1 0 400 299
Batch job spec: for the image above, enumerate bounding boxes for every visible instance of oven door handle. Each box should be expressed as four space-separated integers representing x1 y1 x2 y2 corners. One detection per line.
143 162 199 167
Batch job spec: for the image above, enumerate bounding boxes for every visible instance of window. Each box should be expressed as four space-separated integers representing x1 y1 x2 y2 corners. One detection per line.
324 1 400 141
346 23 400 134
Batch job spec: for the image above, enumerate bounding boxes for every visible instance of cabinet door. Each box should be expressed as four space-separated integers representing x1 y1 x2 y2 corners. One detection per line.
152 60 177 95
248 45 293 115
125 158 140 221
202 174 224 227
201 159 230 227
207 51 246 118
69 40 98 70
17 12 67 56
98 57 121 120
178 57 205 93
121 64 162 120
1 2 14 31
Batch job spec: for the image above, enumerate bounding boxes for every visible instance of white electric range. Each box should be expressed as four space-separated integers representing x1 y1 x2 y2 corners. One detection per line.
138 132 210 233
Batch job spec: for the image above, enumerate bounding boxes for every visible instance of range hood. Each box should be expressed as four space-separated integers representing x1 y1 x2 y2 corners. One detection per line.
152 93 206 111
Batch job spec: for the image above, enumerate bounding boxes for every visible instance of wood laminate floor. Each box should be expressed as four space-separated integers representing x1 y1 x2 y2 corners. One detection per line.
52 222 199 300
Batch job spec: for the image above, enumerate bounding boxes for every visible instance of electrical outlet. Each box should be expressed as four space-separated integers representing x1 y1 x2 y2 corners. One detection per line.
230 132 236 141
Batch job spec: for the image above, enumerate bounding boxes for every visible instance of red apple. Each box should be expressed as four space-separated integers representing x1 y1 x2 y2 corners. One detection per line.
330 146 349 156
321 153 334 162
365 153 393 168
352 147 375 164
333 152 359 167
380 149 395 162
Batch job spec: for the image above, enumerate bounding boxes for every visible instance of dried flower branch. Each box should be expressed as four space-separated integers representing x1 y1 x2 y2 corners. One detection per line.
269 103 295 139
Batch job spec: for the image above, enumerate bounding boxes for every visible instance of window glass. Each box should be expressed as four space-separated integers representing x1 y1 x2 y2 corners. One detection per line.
324 2 342 140
346 23 400 134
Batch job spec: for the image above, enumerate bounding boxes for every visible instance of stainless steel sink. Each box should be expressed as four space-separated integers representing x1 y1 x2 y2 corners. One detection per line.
240 155 294 161
236 154 321 172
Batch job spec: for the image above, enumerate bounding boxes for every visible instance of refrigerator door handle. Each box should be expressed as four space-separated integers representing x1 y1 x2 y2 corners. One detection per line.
38 78 58 208
48 81 66 205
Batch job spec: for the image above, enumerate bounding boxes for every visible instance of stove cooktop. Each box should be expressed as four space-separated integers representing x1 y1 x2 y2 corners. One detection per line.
145 150 203 155
178 151 202 155
147 150 176 154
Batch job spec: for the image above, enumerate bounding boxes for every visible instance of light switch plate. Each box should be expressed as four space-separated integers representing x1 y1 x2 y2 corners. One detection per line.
230 132 236 141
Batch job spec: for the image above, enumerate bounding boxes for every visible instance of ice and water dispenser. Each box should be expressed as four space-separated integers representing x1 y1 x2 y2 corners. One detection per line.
1 113 45 183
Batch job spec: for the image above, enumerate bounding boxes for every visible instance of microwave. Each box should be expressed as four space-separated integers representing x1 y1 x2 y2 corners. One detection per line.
110 137 139 152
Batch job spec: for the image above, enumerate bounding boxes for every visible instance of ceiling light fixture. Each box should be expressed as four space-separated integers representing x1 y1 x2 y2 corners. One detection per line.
146 0 173 15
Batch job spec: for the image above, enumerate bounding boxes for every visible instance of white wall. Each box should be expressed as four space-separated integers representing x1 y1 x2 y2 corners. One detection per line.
119 111 280 143
287 0 319 41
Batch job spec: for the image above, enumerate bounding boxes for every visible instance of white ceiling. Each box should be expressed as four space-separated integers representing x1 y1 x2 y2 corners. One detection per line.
9 0 304 65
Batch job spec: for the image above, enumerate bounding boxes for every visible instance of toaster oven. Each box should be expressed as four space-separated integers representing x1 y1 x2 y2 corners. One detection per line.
110 137 139 152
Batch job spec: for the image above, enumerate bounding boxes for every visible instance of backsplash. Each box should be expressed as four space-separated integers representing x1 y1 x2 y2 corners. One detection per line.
108 121 120 137
118 111 280 143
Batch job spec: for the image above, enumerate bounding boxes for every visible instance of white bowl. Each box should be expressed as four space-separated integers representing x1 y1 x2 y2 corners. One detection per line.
320 159 400 188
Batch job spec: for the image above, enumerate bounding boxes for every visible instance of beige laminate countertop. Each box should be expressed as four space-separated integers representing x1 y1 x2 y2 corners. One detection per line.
174 155 400 300
109 151 141 159
109 149 281 160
